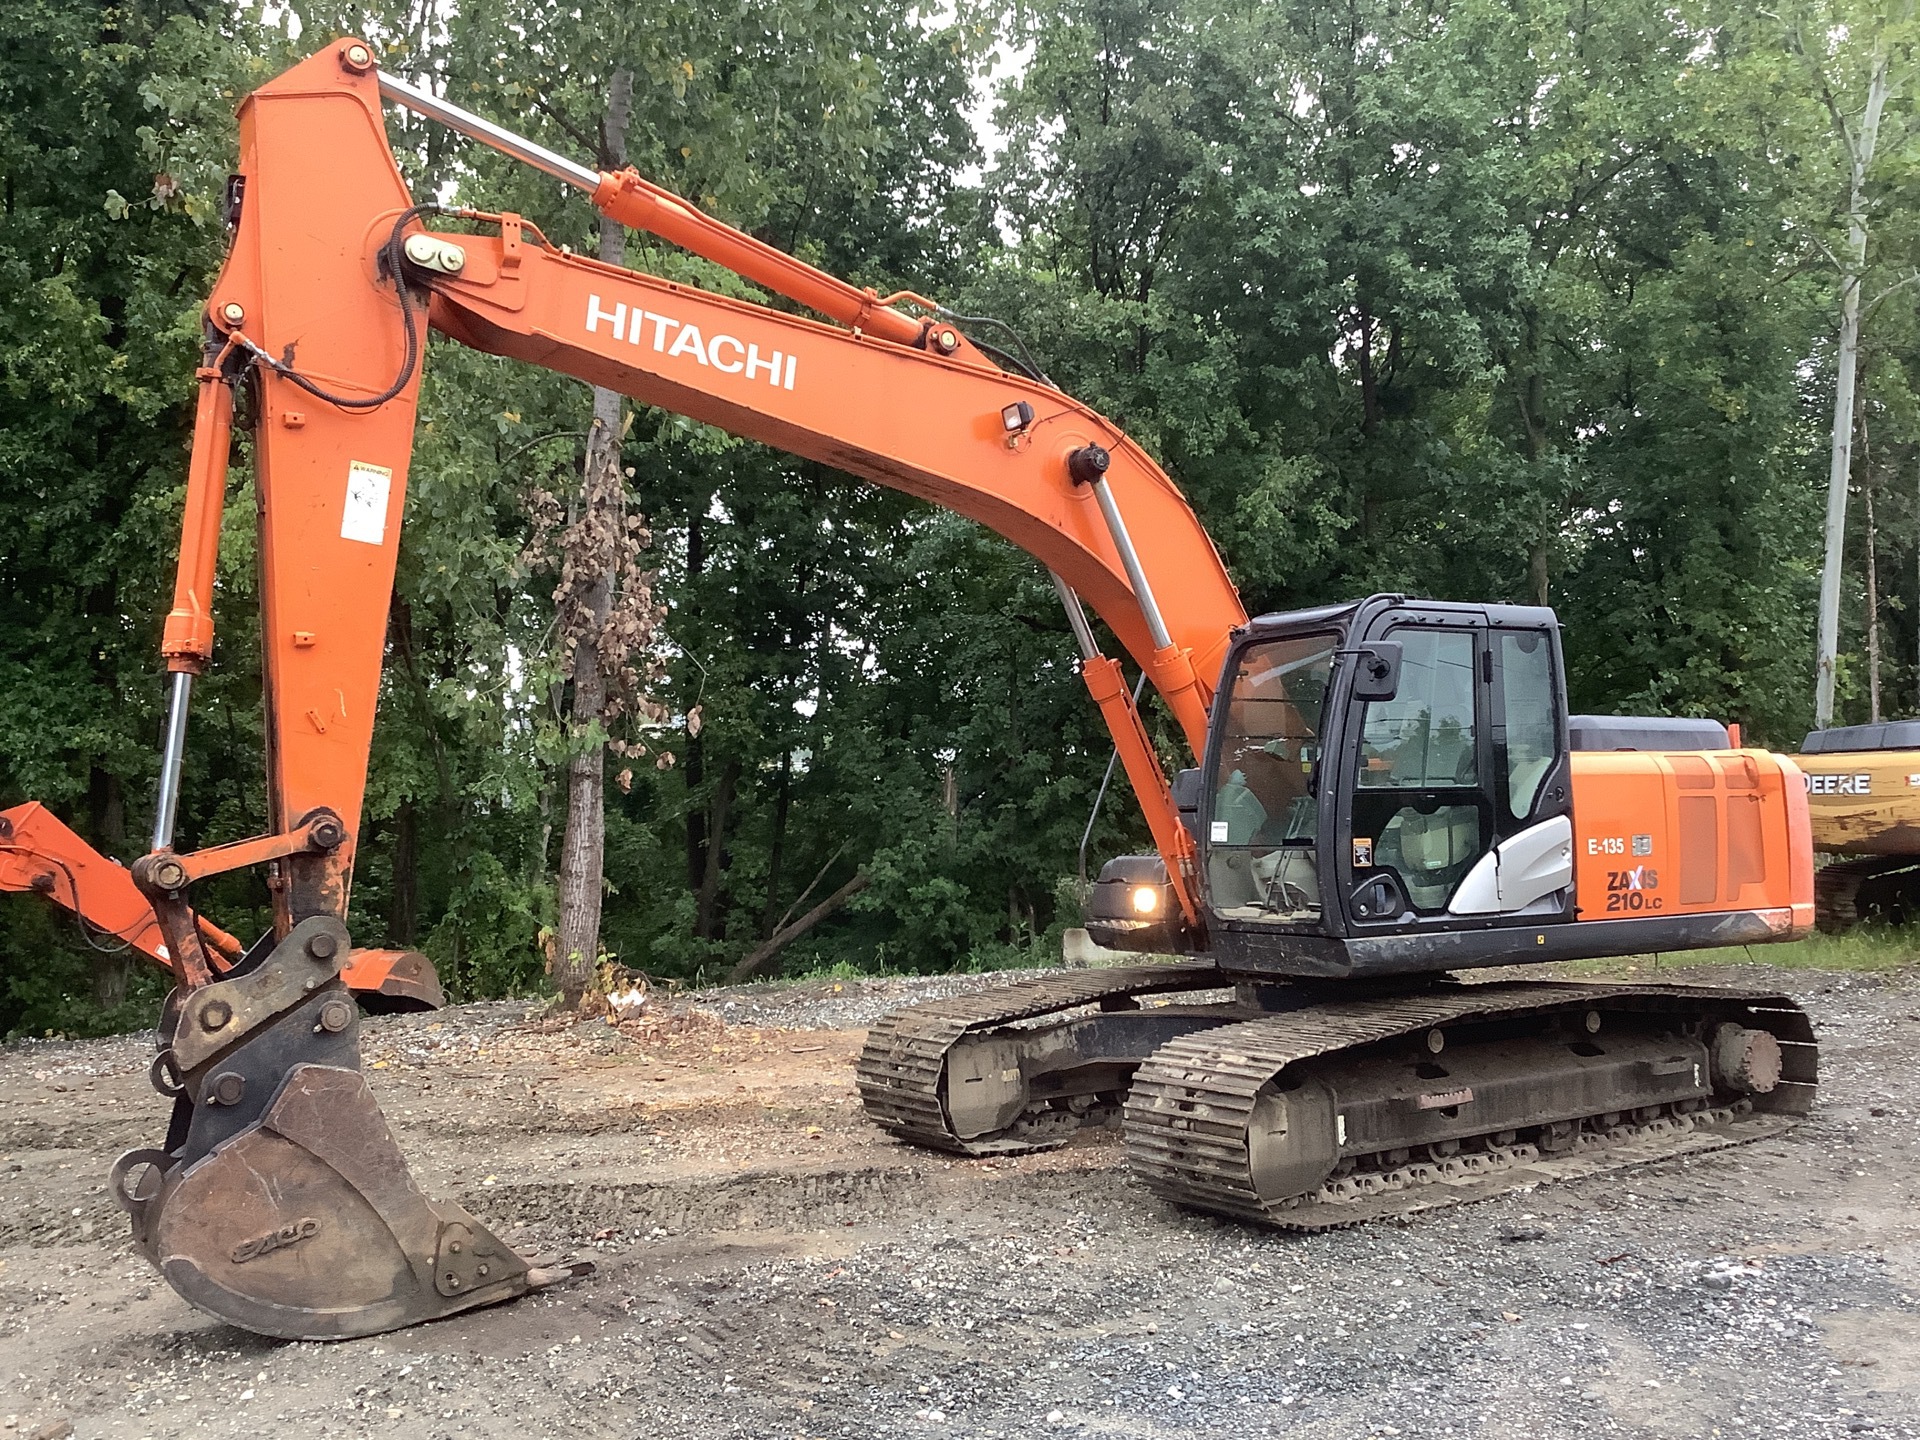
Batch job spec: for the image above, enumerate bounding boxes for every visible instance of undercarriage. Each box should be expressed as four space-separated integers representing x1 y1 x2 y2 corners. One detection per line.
1814 855 1920 931
856 964 1815 1226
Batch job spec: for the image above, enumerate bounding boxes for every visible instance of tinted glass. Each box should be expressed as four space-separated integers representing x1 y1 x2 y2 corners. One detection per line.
1207 634 1335 923
1356 630 1477 788
1350 628 1484 914
1499 631 1556 818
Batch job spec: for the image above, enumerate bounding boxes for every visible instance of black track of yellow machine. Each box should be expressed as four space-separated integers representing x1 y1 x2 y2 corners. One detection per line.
857 962 1242 1155
109 916 590 1339
1814 855 1920 931
1124 980 1815 1230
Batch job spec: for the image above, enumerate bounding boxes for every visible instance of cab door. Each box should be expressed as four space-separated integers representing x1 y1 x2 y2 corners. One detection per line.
1339 613 1574 929
1341 621 1493 922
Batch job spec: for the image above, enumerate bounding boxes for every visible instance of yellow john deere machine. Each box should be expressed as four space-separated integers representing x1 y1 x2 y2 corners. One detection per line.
1794 722 1920 929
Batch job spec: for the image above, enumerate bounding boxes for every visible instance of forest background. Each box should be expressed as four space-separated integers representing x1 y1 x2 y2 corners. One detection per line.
5 0 1919 1034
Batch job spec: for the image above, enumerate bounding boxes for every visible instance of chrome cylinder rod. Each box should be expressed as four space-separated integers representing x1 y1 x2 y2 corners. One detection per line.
1048 570 1101 661
377 72 601 193
152 671 193 851
1089 478 1175 653
1077 668 1149 883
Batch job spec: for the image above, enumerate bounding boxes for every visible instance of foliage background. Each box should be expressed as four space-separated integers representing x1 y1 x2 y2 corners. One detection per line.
5 0 1917 1033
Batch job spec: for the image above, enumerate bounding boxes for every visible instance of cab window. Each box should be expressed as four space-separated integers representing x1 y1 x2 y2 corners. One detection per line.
1207 633 1334 923
1351 629 1484 912
1498 630 1557 819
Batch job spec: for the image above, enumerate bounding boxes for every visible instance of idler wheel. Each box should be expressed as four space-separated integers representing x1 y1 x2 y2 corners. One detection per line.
1709 1024 1782 1095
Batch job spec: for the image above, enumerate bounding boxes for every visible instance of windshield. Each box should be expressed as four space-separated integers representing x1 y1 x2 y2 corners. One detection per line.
1207 633 1336 924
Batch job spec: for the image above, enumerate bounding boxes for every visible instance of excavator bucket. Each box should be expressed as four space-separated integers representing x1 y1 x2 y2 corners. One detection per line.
110 916 586 1339
341 947 447 1012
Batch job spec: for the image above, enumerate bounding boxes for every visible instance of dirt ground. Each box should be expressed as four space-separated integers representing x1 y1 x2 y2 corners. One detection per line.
2 960 1918 1440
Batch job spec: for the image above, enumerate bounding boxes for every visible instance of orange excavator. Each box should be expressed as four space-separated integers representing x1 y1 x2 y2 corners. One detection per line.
98 40 1819 1340
1 802 443 1010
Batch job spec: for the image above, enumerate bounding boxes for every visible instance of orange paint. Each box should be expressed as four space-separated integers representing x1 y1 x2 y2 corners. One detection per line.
158 41 1245 922
136 39 1816 967
1568 750 1811 936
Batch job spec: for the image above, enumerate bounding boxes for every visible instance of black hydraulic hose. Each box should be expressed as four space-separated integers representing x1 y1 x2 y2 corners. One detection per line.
232 203 445 410
937 306 1051 386
1076 668 1150 884
0 845 135 954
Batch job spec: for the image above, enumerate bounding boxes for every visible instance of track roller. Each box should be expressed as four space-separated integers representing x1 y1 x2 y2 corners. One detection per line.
1124 979 1817 1229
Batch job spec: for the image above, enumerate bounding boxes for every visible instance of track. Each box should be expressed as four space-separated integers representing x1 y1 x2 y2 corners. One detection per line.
854 961 1227 1154
1124 979 1816 1228
1815 856 1920 931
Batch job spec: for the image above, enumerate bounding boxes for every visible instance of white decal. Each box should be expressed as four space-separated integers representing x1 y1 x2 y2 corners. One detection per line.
585 295 627 342
341 461 392 546
585 295 798 389
746 344 783 383
666 324 709 365
1804 772 1874 795
1210 820 1230 843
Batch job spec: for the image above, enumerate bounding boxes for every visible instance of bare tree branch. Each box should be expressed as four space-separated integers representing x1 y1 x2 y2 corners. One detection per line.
727 873 870 982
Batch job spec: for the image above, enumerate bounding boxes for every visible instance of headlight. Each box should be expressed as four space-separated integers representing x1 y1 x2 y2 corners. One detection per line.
1130 885 1160 915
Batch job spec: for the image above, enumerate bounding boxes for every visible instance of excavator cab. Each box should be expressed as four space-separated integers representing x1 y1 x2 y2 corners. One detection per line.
1088 593 1810 975
1090 595 1573 965
1204 595 1576 971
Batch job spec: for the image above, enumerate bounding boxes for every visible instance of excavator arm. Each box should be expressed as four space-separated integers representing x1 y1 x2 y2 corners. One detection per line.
109 39 1247 1340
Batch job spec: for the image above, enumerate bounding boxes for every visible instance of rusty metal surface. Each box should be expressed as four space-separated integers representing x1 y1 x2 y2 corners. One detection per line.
343 948 446 1012
121 923 588 1339
169 916 350 1071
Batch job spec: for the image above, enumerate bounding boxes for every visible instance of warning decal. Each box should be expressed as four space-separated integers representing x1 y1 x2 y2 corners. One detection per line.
341 461 393 546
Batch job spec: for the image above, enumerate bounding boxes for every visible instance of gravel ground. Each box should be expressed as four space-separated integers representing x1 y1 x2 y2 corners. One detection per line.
2 959 1917 1439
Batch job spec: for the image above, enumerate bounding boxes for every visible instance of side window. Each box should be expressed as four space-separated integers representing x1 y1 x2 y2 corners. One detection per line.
1351 629 1485 914
1498 631 1557 819
1356 631 1478 788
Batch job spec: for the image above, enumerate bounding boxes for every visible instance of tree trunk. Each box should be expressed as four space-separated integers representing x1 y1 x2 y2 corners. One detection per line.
1355 304 1378 435
1867 483 1882 723
727 872 869 983
758 750 792 940
694 757 739 940
682 508 707 894
553 67 633 1010
389 797 419 946
1815 34 1895 729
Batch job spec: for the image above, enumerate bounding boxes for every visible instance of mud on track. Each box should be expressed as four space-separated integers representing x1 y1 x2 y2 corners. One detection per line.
2 962 1919 1440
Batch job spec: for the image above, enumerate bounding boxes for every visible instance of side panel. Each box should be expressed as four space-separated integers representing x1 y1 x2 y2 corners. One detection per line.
1568 750 1808 931
1792 748 1920 857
